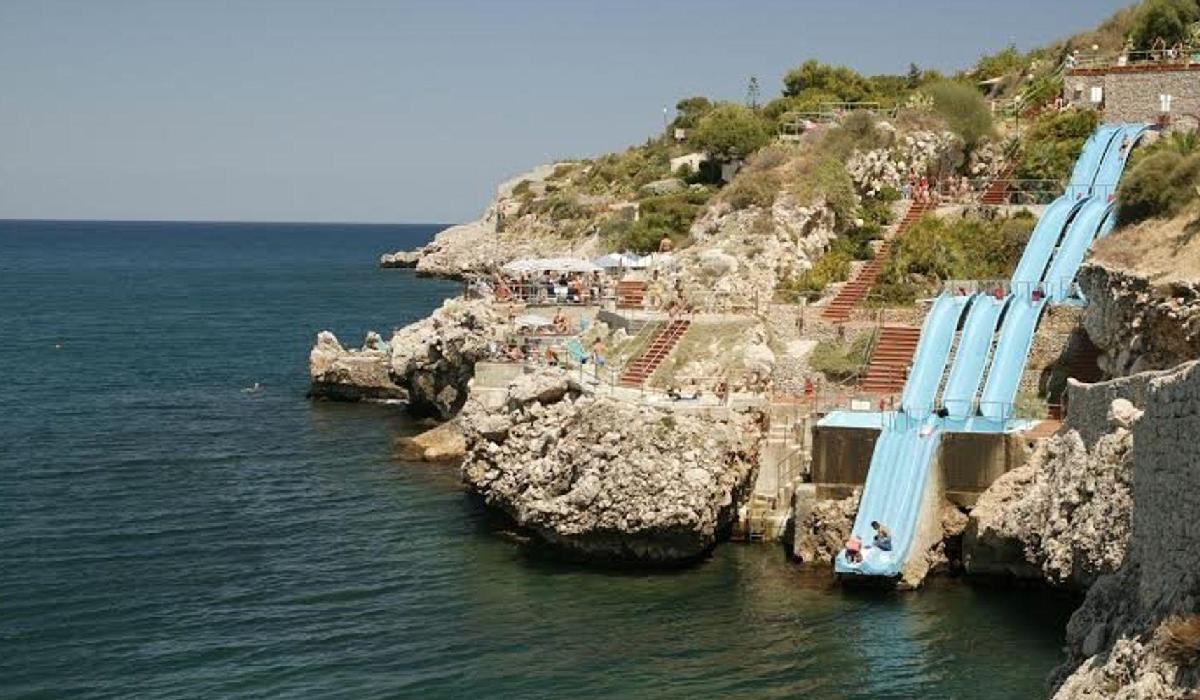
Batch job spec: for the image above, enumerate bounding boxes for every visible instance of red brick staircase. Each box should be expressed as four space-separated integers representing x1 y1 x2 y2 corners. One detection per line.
618 319 691 387
821 201 934 323
617 280 647 309
1066 334 1104 383
859 324 921 395
980 162 1016 206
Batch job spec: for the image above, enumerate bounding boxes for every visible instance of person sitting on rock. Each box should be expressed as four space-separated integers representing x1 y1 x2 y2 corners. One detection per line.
870 521 893 551
844 535 864 564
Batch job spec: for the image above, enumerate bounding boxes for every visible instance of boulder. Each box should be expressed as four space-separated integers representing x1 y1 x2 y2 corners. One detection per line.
308 331 406 402
396 419 467 463
459 372 761 564
379 250 421 268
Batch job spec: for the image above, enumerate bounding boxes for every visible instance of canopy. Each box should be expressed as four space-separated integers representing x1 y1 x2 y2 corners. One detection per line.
592 252 640 269
503 257 602 273
513 314 551 328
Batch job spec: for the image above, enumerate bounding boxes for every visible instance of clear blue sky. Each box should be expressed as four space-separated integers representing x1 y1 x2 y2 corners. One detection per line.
0 0 1132 223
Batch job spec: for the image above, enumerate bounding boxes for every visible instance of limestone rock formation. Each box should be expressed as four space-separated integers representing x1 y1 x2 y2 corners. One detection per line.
791 490 859 565
964 404 1135 588
459 371 762 564
309 298 510 419
308 331 406 402
396 419 467 463
1078 263 1200 377
1051 361 1200 698
379 250 421 268
672 193 839 309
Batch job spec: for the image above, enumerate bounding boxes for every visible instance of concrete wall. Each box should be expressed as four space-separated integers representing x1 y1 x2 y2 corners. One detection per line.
1064 66 1200 131
811 423 1027 505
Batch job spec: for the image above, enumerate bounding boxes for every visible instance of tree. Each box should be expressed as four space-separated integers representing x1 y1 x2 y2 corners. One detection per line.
691 104 771 162
906 63 923 89
745 76 761 109
1130 0 1200 49
782 60 873 102
672 96 714 129
923 80 994 149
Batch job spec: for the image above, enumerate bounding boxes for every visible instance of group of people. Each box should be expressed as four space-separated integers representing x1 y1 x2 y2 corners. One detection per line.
478 270 614 306
842 521 893 564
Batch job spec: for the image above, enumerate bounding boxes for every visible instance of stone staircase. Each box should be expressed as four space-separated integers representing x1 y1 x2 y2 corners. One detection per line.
1066 334 1104 383
617 319 691 387
859 324 921 395
616 280 647 310
821 200 934 323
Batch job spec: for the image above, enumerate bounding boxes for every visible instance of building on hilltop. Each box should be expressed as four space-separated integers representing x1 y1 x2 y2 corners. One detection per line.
1064 61 1200 132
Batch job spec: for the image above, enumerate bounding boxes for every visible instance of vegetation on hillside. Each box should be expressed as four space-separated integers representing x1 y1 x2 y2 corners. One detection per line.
1015 109 1101 183
1118 131 1200 225
808 331 875 382
873 212 1036 304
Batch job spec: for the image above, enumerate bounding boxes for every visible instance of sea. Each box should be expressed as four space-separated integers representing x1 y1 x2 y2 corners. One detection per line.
0 219 1074 699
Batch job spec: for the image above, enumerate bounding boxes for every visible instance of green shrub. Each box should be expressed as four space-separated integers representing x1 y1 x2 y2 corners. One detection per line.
923 80 994 148
523 193 588 221
873 213 1035 303
602 189 713 253
673 96 714 130
790 158 858 228
808 332 874 382
778 248 853 302
1130 0 1200 50
974 45 1028 82
782 60 873 102
1015 109 1101 182
723 169 780 209
692 103 771 161
1118 132 1200 224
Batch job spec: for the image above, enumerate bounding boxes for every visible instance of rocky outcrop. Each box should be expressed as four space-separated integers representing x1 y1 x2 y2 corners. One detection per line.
846 128 961 197
964 398 1136 588
1051 361 1200 698
791 490 859 565
309 298 510 419
459 371 762 564
672 193 839 309
380 250 421 268
402 163 602 279
308 331 406 402
396 419 466 463
1078 263 1200 377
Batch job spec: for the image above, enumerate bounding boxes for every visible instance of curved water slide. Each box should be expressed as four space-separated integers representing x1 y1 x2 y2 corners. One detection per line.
1090 123 1151 199
978 295 1048 420
1065 125 1121 198
1042 198 1115 301
1009 196 1086 286
899 294 971 415
939 294 1010 419
834 422 943 577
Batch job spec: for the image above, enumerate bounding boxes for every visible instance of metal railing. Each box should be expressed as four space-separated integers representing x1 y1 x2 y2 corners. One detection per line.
1071 47 1200 71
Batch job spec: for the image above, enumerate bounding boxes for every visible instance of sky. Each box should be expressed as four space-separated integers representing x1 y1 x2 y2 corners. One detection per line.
0 0 1133 224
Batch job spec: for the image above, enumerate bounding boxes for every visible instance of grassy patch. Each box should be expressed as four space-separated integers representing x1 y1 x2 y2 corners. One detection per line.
808 331 874 383
1158 614 1200 666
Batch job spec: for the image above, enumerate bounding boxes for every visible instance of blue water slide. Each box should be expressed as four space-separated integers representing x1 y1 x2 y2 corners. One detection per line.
1042 198 1114 301
1009 196 1085 286
940 294 1010 419
978 296 1047 420
1066 125 1120 198
1090 123 1151 199
834 423 943 577
900 294 970 415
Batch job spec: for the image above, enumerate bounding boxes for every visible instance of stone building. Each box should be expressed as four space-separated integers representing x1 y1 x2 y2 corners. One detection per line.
1063 63 1200 131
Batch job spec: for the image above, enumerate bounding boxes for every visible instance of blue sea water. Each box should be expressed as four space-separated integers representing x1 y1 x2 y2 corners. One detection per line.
0 220 1073 699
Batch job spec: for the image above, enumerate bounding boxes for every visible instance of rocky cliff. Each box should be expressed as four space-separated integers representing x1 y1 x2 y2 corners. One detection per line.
1078 262 1200 377
1051 361 1200 699
964 398 1136 588
310 298 509 419
459 372 761 564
